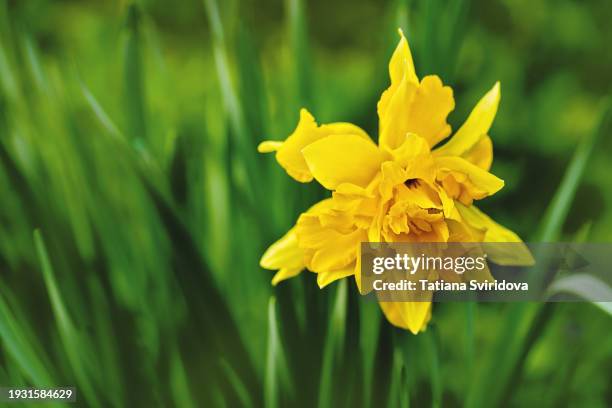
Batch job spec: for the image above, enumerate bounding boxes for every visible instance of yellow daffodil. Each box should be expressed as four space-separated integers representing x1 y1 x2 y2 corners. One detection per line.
258 29 531 334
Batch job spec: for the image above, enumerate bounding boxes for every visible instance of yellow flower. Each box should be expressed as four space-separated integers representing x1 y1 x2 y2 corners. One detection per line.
258 29 532 334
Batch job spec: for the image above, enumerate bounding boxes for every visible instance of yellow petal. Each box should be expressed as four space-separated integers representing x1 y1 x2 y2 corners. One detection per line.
378 75 454 150
456 203 534 265
388 28 418 85
320 122 371 141
378 77 418 150
261 200 336 285
447 218 484 242
409 219 449 243
302 134 383 190
332 182 379 219
434 82 500 157
388 133 436 182
401 180 444 210
304 228 365 272
354 244 363 293
317 265 355 289
379 301 432 334
403 75 455 148
260 228 305 285
265 109 318 182
435 156 504 203
463 262 495 283
260 228 303 269
379 161 407 201
272 267 303 286
462 134 493 171
295 198 366 274
436 183 460 220
378 30 420 150
260 109 371 183
257 141 283 153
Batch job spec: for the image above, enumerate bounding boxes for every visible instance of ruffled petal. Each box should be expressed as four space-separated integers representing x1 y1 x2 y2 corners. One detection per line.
332 182 379 220
378 30 419 150
387 133 436 182
302 134 383 190
403 75 455 148
378 78 418 150
379 75 454 151
298 219 365 272
447 218 484 242
294 198 366 280
435 156 504 205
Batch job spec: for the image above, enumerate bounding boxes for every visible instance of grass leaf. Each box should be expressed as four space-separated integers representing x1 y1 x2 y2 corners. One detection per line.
286 0 312 108
123 4 148 143
0 288 53 387
546 274 612 316
360 299 381 406
34 230 100 407
536 101 611 241
318 280 348 408
468 100 611 408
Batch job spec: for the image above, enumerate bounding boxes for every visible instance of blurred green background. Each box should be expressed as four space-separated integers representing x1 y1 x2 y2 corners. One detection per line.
0 0 610 406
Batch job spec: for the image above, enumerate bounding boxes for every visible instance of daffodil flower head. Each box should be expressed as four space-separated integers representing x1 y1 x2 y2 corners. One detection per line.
258 29 532 334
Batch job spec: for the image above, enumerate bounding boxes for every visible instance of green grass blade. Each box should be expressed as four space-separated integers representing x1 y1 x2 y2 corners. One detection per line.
465 303 535 408
424 330 441 408
33 230 100 407
265 296 294 408
467 101 611 408
546 274 612 316
203 0 260 205
399 364 410 408
419 0 441 75
0 289 53 387
464 301 475 379
360 299 381 407
318 280 348 408
123 4 148 144
141 180 261 402
170 348 196 408
265 297 279 408
235 24 269 140
81 83 123 140
86 276 125 406
387 338 406 408
286 0 312 107
203 0 246 138
536 101 611 241
0 37 19 100
440 0 470 81
220 358 254 408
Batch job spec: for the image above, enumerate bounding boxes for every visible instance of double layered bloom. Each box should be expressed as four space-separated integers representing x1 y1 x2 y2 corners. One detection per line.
258 30 531 334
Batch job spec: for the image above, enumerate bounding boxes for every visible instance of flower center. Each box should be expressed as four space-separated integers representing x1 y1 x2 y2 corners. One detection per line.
404 178 421 189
